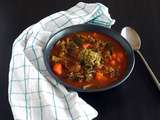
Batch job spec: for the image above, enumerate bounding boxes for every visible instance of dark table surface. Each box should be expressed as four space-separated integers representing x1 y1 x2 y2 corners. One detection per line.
1 0 160 120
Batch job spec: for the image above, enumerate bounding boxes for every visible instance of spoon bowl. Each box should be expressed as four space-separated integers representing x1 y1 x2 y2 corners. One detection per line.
121 26 160 90
121 27 141 50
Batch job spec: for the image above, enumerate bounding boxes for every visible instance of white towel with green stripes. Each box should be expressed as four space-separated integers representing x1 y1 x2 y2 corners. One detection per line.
8 2 115 120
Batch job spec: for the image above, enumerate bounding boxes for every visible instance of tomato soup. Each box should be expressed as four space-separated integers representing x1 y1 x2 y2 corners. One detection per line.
50 32 128 90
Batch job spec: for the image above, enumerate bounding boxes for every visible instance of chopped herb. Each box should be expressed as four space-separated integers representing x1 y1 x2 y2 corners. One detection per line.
74 38 83 46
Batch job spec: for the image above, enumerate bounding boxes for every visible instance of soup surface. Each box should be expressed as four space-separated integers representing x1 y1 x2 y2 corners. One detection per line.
50 32 128 90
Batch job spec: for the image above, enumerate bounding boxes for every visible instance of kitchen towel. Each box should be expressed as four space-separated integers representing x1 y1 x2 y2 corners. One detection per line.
8 2 115 120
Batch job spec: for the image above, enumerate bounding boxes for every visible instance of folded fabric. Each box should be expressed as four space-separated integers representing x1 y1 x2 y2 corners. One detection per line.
8 2 115 120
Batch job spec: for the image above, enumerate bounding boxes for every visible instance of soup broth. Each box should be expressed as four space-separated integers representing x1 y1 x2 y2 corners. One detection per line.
50 32 128 90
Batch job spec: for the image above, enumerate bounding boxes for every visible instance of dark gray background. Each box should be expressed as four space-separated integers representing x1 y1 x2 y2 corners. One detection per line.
0 0 160 120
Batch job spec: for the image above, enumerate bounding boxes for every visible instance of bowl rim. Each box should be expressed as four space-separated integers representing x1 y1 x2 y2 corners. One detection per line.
43 24 135 92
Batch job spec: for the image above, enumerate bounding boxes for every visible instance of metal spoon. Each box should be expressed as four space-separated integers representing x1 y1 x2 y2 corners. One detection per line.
121 26 160 90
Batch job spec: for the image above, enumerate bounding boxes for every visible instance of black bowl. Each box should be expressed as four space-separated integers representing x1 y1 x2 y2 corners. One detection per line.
43 24 135 92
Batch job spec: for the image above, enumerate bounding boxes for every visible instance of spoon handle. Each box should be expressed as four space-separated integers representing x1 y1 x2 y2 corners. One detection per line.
136 50 160 90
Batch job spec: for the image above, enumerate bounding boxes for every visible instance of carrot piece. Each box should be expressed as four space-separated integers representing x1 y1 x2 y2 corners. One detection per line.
117 52 124 59
112 53 117 59
117 52 124 62
117 57 121 62
82 43 91 49
118 65 121 69
95 71 107 82
93 32 97 37
53 63 62 75
110 60 116 66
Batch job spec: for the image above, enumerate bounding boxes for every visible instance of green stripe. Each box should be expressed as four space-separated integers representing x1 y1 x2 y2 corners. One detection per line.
24 49 28 120
58 19 72 28
11 65 31 70
69 3 88 22
13 27 33 47
31 31 43 120
74 113 96 120
51 87 57 120
12 53 24 57
11 99 90 111
39 21 45 30
76 2 89 14
49 14 64 22
64 95 74 120
49 16 62 28
49 14 72 29
67 4 87 15
13 32 27 47
11 104 69 110
79 104 89 120
57 13 73 26
10 91 55 95
73 3 101 23
29 56 43 62
11 77 47 81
